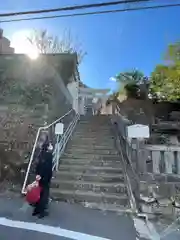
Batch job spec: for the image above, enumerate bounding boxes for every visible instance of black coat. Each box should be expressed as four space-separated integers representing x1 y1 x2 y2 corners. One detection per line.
36 151 53 186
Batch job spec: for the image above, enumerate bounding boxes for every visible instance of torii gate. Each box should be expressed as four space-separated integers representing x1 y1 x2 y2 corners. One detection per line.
67 81 110 115
78 87 110 115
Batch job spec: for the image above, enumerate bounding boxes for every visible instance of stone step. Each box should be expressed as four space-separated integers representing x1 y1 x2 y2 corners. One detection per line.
78 121 109 125
62 153 120 161
75 127 111 131
79 118 109 122
67 142 115 150
73 129 112 134
76 123 110 126
75 126 110 131
77 124 110 129
50 189 129 206
74 130 113 135
67 145 115 151
79 119 109 122
71 136 115 144
51 179 127 194
73 134 112 139
80 115 109 119
59 165 123 175
77 125 110 130
65 148 118 155
55 171 125 183
60 159 122 167
69 139 115 146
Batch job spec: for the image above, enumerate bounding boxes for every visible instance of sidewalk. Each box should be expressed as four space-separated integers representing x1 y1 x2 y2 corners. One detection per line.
0 196 137 240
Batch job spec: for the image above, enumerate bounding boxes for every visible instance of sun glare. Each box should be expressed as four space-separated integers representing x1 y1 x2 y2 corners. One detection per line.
28 50 39 60
11 30 39 60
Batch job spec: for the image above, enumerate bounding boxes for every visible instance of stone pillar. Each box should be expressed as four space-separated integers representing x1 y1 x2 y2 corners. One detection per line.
152 151 160 173
164 151 173 174
177 152 180 174
138 145 148 173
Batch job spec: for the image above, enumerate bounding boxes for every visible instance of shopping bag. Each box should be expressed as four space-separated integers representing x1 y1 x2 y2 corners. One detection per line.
26 180 41 204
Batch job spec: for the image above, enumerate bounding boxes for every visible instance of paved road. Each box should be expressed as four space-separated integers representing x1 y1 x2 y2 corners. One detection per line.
0 196 138 240
0 226 69 240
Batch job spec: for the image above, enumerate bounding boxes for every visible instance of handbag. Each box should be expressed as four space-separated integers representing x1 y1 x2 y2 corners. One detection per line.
26 180 41 204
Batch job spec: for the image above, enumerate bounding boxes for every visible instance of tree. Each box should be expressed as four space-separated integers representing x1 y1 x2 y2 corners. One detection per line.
115 69 148 99
116 69 144 84
150 41 180 101
27 29 86 63
124 82 140 98
165 41 180 63
150 65 169 99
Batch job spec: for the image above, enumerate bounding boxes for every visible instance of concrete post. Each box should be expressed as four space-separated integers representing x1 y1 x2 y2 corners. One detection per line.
164 151 173 174
177 152 180 174
152 151 160 173
138 141 148 173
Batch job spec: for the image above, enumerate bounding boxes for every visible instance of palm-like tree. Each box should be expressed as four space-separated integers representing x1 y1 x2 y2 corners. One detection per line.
115 70 148 99
116 69 144 84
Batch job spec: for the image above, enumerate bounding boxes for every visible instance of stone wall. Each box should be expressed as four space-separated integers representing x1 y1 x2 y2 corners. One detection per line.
116 99 180 124
0 54 77 188
0 104 46 183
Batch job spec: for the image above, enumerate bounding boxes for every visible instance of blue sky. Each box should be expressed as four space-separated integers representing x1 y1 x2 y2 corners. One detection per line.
1 0 180 91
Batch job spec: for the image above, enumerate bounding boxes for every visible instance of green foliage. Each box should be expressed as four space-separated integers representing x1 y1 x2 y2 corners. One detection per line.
124 83 139 98
116 69 144 84
150 41 180 101
165 41 180 63
115 69 146 99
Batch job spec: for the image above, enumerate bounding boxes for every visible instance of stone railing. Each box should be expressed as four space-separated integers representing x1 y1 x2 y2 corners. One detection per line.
142 144 180 175
112 103 180 219
112 102 180 177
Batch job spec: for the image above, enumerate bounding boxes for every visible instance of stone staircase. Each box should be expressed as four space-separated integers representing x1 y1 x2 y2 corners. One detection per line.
51 115 130 212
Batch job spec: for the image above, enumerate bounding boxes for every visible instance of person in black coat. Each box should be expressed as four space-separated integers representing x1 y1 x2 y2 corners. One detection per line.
33 142 53 218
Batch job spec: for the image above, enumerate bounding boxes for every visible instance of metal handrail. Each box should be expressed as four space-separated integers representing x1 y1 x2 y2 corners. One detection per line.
53 113 80 170
42 109 73 129
114 105 139 180
112 122 137 213
21 109 74 194
112 105 140 212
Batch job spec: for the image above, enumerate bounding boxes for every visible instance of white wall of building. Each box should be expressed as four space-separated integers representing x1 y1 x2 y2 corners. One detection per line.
78 97 86 115
67 82 79 113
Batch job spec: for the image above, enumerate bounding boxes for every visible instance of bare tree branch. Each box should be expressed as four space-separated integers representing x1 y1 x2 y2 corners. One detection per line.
27 28 86 63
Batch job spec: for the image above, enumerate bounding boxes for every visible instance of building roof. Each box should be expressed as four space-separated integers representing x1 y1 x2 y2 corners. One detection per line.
79 81 88 88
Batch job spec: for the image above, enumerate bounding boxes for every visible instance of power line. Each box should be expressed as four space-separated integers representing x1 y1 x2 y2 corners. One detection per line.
0 0 152 18
1 2 180 23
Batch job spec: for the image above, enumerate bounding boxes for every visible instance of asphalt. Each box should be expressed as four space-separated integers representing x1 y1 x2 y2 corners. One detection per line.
0 196 138 240
0 226 69 240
